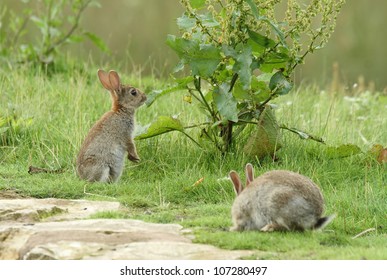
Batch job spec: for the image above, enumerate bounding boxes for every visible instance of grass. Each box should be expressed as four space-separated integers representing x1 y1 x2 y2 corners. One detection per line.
0 64 386 260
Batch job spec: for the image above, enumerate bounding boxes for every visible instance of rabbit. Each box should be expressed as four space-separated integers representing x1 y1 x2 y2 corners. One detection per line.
76 69 147 183
229 163 335 232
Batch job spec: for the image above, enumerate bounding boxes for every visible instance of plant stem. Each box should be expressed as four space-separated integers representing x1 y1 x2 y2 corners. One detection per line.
184 122 212 129
222 121 233 153
193 77 218 122
181 132 202 148
237 119 258 125
279 125 325 144
187 87 204 104
290 31 322 72
201 128 222 152
11 16 30 48
43 0 53 53
258 92 277 110
43 0 92 56
229 73 239 92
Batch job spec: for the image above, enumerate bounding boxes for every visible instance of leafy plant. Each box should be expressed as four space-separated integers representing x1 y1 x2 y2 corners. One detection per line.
0 0 108 67
0 112 33 146
140 0 345 155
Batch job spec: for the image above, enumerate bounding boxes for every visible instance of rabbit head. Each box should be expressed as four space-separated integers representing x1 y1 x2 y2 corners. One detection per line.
97 69 147 112
229 163 254 195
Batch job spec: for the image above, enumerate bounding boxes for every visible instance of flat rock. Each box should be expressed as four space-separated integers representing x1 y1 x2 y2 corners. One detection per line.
0 197 254 260
0 198 121 223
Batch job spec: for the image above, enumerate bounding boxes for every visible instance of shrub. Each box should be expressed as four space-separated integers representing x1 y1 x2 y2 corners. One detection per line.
0 0 108 68
140 0 345 156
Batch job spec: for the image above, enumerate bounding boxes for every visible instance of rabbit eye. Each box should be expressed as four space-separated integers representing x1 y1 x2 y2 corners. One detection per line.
130 89 137 96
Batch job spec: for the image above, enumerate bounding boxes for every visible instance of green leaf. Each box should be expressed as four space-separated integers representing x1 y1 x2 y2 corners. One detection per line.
234 46 252 90
324 144 362 159
260 49 290 73
308 144 362 159
280 125 325 143
213 83 238 122
232 82 251 100
261 17 287 47
190 0 206 9
232 76 271 102
243 106 282 159
247 29 276 50
196 44 222 74
198 13 220 27
135 116 184 140
84 32 109 53
0 127 9 134
223 45 252 90
89 0 102 8
0 117 7 127
30 15 45 30
167 35 198 59
67 35 84 43
173 60 186 73
251 77 271 102
177 14 195 30
166 35 221 78
244 0 260 20
146 76 194 106
269 71 293 95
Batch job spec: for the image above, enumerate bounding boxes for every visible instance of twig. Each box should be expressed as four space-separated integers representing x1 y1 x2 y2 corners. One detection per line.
258 92 277 110
279 125 325 144
11 16 30 47
237 119 259 125
290 31 322 72
184 3 218 45
352 228 376 240
83 185 117 200
229 73 239 92
187 87 205 105
184 122 211 129
181 131 202 148
43 0 92 56
193 77 218 123
28 166 64 175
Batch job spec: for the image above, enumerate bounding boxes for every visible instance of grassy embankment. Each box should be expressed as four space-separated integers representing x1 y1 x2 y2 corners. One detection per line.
0 65 386 259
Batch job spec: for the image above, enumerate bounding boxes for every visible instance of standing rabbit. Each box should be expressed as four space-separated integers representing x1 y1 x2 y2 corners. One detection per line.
229 163 335 232
76 69 147 183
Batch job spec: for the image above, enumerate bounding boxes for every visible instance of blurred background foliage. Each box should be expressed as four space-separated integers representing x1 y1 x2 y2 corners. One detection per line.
1 0 386 90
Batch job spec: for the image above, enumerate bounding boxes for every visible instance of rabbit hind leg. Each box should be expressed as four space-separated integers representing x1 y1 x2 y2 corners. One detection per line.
90 166 110 183
107 167 122 183
260 223 289 232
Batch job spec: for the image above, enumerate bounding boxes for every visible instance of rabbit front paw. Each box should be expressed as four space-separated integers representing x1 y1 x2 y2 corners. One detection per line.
260 223 282 232
128 153 140 162
260 223 290 232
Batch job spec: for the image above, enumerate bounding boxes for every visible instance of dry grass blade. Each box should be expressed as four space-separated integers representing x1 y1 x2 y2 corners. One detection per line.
352 228 376 239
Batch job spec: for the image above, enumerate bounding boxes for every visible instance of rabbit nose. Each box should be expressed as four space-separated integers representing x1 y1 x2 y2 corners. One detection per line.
142 95 147 101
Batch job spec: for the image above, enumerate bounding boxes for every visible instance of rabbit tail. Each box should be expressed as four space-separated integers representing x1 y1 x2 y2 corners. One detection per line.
314 214 336 231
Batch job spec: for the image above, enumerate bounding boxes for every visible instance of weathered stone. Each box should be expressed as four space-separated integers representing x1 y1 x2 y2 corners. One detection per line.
0 197 254 260
0 198 121 223
25 241 254 260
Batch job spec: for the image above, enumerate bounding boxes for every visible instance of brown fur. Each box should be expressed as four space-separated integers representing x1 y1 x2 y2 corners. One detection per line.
229 164 334 232
76 69 146 183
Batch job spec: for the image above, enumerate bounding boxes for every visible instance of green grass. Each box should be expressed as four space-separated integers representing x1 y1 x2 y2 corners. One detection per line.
0 64 386 259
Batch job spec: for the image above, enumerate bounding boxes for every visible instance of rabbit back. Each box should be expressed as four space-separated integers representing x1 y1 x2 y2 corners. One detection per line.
231 170 325 231
76 112 133 183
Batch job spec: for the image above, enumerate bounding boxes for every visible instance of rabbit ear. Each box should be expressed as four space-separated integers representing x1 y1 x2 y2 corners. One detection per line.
97 69 112 90
229 171 243 195
245 163 254 186
108 70 122 92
